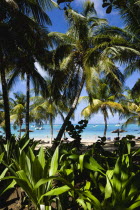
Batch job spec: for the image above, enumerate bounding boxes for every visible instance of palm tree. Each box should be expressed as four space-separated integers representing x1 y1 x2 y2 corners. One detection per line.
81 79 124 137
119 85 140 127
123 101 140 127
92 1 140 84
49 1 124 142
30 79 69 143
0 0 55 140
8 55 48 139
10 92 26 137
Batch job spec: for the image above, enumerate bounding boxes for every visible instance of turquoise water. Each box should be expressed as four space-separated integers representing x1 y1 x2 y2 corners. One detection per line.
4 123 140 141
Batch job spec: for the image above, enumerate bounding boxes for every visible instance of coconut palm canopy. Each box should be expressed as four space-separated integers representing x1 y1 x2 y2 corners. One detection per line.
49 1 125 143
0 0 140 142
81 78 124 137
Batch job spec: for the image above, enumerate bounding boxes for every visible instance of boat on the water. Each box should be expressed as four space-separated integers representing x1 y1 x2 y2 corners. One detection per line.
115 124 120 126
35 126 44 130
31 125 35 127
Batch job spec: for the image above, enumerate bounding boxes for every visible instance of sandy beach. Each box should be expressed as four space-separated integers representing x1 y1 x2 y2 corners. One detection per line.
34 136 140 150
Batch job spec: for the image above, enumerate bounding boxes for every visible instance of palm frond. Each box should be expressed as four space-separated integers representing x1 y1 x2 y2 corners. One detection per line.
124 60 140 78
104 101 124 112
131 79 140 97
8 68 21 90
82 0 96 17
78 96 89 103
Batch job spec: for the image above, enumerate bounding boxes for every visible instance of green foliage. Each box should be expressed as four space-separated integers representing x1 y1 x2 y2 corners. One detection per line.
65 120 88 149
1 135 140 209
0 135 40 167
1 146 71 209
114 136 136 151
102 0 127 13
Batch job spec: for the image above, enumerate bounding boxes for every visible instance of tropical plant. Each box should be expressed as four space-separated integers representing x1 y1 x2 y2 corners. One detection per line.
57 0 127 13
94 0 140 88
53 120 88 151
49 0 123 144
64 120 88 149
81 79 124 137
1 146 72 209
8 56 48 139
123 99 140 127
116 86 140 128
10 92 26 137
0 0 55 140
1 135 140 209
30 78 70 142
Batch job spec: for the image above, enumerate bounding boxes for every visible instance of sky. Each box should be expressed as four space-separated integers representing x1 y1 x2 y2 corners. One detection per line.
11 0 139 124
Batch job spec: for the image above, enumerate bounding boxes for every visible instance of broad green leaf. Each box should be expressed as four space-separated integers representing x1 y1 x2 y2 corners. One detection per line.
84 181 91 190
19 151 27 171
84 157 104 173
38 147 45 169
19 152 32 182
49 146 59 176
19 136 29 150
127 143 131 155
83 191 101 210
86 202 92 210
16 170 32 188
89 157 104 170
68 154 79 160
113 157 122 193
20 139 30 152
28 147 35 163
34 177 55 189
15 178 37 205
77 198 87 210
1 176 18 180
0 168 9 180
79 154 85 172
0 180 16 196
65 169 73 176
105 170 113 199
128 200 140 210
32 157 43 183
0 152 4 162
39 185 70 202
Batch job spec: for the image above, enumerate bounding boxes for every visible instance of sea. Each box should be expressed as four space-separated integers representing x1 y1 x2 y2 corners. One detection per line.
3 123 140 141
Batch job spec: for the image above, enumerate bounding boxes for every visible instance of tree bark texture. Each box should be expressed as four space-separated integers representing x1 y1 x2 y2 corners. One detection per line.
103 113 107 137
26 73 30 139
0 65 11 140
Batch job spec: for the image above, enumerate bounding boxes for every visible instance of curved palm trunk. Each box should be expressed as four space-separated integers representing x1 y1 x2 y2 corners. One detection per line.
103 113 107 137
1 65 11 140
26 73 30 139
59 111 66 139
55 75 85 144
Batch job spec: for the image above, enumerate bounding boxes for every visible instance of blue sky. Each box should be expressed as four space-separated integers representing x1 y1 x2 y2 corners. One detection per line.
11 0 139 124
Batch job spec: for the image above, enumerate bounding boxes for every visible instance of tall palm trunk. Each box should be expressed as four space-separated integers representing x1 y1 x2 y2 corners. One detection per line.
59 111 66 139
55 75 85 144
0 64 11 140
19 120 22 138
50 115 53 144
103 112 107 137
26 73 30 139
